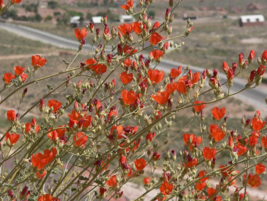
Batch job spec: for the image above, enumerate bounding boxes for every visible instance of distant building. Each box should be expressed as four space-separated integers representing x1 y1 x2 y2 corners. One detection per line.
39 0 48 8
91 16 102 24
239 15 265 27
120 15 134 23
182 13 198 20
70 16 81 27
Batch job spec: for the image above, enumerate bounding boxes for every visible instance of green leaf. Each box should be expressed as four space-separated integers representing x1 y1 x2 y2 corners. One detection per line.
47 85 53 90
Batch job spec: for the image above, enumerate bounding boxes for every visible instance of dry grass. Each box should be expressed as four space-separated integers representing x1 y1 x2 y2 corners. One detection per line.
0 29 60 55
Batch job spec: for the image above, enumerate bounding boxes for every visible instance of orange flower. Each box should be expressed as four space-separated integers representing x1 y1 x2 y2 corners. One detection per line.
85 58 107 75
195 182 206 191
118 23 132 36
176 80 187 94
152 21 160 30
20 73 28 83
203 147 217 160
13 66 25 76
119 155 127 166
150 32 163 46
262 136 267 148
106 175 117 187
25 118 40 134
160 180 173 195
143 177 152 185
222 61 229 73
95 64 107 74
210 124 225 142
256 163 266 174
5 132 20 145
170 66 182 78
47 126 66 141
120 72 133 84
48 100 62 113
68 109 92 129
233 144 247 156
25 122 40 134
3 73 15 84
132 22 142 35
68 110 84 121
86 58 97 68
123 58 132 67
252 131 260 138
121 89 137 105
192 72 201 84
249 135 258 147
10 0 22 4
247 174 261 188
262 50 267 61
36 169 47 179
121 0 133 10
212 107 226 121
38 194 57 201
166 83 177 94
198 170 209 182
74 28 88 41
151 91 170 105
148 69 164 84
134 158 146 170
207 187 217 198
7 110 16 122
252 117 266 131
32 55 47 68
31 147 57 170
185 158 198 168
227 176 236 186
194 101 206 113
149 50 164 61
110 125 124 139
74 132 88 147
219 165 233 177
78 115 92 129
183 133 202 151
123 44 138 55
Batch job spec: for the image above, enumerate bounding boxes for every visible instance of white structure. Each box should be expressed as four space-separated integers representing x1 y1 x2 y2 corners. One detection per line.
91 16 102 24
240 15 265 27
39 0 48 8
120 15 134 23
70 16 81 26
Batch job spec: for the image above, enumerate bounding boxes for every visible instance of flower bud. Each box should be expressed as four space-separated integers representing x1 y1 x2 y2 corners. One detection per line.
39 98 45 112
165 7 171 20
248 50 255 63
89 22 94 33
239 53 244 67
22 88 28 99
96 28 100 38
143 14 147 23
168 25 172 35
185 27 193 36
169 14 174 23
